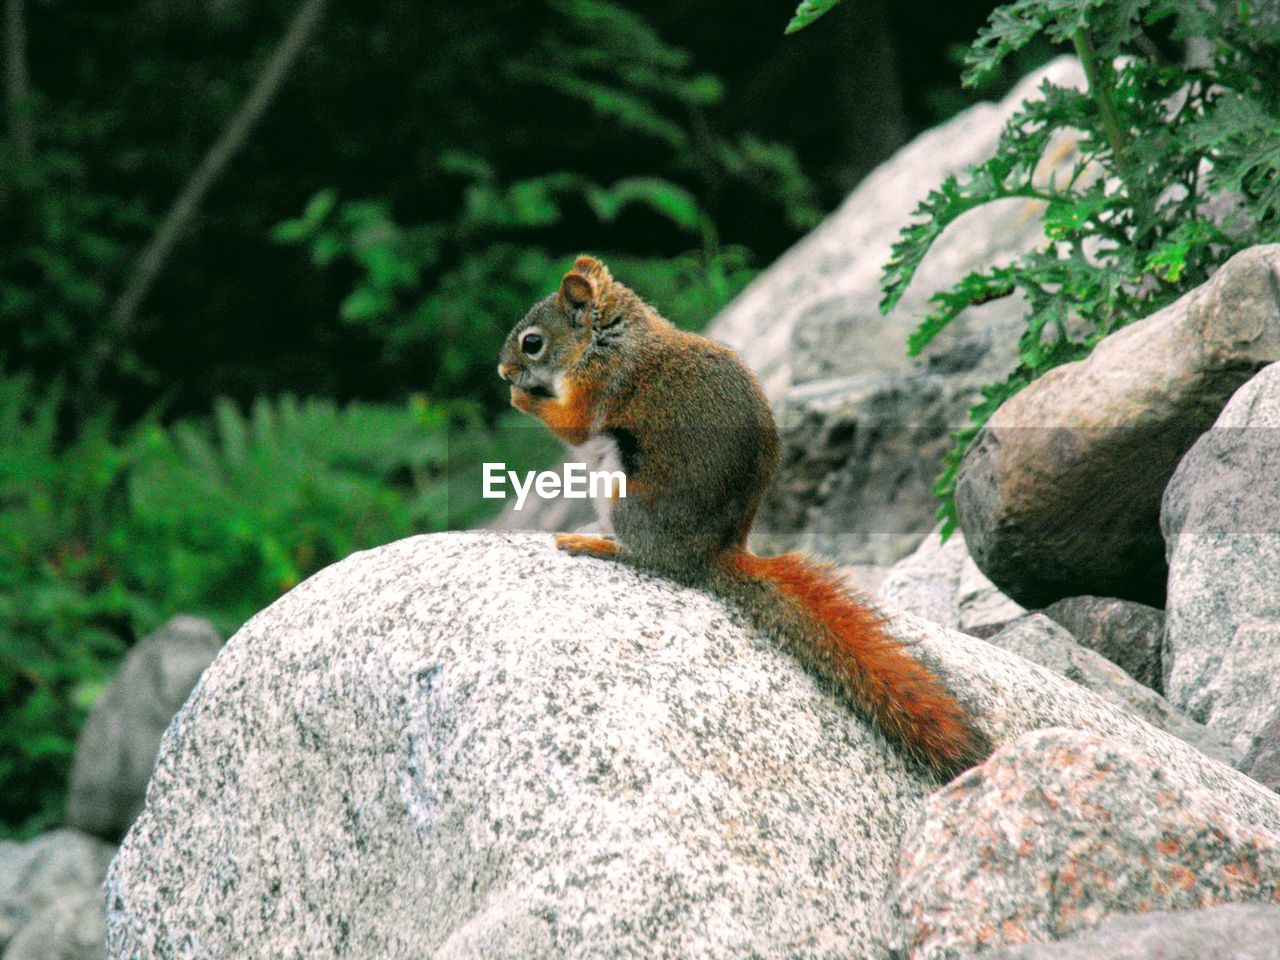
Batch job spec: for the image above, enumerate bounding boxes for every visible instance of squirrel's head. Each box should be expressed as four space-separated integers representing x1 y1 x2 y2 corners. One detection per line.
498 255 625 401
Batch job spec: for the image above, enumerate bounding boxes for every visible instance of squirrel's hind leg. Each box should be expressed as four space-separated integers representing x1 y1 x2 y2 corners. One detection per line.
555 533 619 559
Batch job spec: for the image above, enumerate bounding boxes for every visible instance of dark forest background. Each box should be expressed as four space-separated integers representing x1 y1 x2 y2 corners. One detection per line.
0 0 1041 836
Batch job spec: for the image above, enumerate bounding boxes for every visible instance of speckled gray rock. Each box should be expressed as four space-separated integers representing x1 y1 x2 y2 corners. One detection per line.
985 615 1237 765
880 527 1025 633
67 615 222 841
107 533 1280 959
1040 596 1164 692
1162 361 1280 756
1243 711 1280 793
957 244 1280 608
0 831 113 952
978 903 1280 960
885 728 1280 960
3 890 106 960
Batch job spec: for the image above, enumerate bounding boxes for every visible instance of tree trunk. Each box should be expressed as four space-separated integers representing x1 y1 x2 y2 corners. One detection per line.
97 0 329 389
4 0 32 164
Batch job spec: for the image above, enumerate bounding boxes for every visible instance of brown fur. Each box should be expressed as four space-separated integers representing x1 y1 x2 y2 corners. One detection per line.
499 256 990 780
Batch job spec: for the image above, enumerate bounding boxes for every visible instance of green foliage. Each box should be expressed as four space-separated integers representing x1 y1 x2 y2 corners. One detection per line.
273 180 763 401
0 373 133 837
2 0 831 419
0 143 148 389
877 1 1280 534
509 0 723 148
273 0 819 378
127 396 439 629
0 370 541 837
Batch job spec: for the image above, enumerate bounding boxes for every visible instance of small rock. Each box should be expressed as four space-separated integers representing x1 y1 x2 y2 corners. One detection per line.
956 244 1280 608
884 728 1280 960
1242 711 1280 793
1162 361 1280 755
67 616 223 841
3 890 106 960
881 527 1025 632
1040 596 1164 692
979 903 1280 960
0 831 113 951
985 615 1237 764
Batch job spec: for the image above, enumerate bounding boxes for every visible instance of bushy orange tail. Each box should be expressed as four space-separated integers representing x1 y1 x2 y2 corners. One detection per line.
717 550 988 780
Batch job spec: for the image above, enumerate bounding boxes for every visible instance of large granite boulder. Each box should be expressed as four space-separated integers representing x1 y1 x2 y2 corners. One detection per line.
497 59 1086 552
1163 361 1280 755
0 830 114 954
955 244 1280 608
107 533 1279 959
68 615 223 840
976 899 1280 960
884 729 1280 960
1040 595 1164 693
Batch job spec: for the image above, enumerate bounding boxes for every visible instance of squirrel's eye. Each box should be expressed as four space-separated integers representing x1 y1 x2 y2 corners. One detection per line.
521 332 544 356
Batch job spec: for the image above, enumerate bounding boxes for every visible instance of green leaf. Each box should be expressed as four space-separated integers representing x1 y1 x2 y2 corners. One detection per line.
881 149 1042 316
1143 219 1221 283
907 266 1020 356
964 0 1105 86
339 287 390 323
586 178 703 232
785 0 843 35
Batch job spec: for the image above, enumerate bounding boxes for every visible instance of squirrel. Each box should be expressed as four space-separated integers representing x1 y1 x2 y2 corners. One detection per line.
498 255 989 780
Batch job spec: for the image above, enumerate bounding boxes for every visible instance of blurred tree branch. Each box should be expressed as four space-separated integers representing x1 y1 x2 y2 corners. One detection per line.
94 0 329 394
4 0 32 163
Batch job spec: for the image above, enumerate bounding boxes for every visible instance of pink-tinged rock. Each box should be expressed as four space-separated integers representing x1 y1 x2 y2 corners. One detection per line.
884 728 1280 959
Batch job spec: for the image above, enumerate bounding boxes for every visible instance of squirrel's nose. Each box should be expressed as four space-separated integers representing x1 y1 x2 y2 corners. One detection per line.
497 363 517 383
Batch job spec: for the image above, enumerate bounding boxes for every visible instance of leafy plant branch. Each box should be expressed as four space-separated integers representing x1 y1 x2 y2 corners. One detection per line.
792 0 1280 534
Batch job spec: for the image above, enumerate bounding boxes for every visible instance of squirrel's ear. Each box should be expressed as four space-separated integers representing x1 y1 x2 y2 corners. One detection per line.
559 272 594 312
572 255 605 278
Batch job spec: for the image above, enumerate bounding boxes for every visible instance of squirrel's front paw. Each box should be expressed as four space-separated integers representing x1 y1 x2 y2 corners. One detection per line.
509 386 540 415
555 533 619 559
